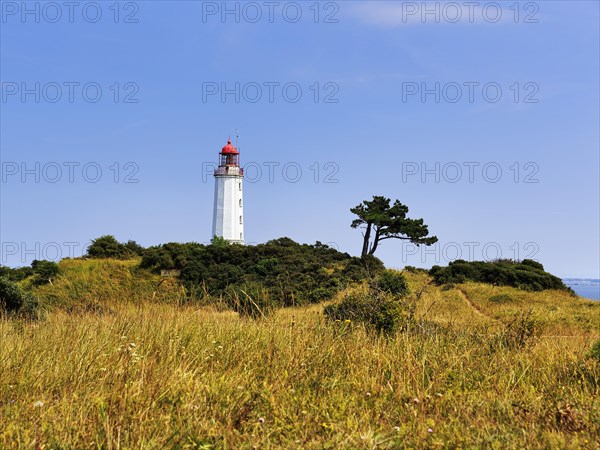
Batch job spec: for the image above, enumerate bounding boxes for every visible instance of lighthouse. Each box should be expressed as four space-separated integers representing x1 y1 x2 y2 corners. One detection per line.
212 138 244 244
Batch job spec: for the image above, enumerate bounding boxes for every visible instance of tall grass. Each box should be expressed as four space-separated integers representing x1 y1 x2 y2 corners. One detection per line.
1 262 599 448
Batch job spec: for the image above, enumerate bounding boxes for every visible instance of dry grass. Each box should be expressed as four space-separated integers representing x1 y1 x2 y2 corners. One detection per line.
1 263 599 448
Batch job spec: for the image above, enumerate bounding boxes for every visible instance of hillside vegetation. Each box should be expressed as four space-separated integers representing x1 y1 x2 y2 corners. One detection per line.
1 257 599 448
430 259 573 292
139 238 382 306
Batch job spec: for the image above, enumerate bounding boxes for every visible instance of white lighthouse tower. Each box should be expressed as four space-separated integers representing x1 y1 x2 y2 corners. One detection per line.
212 138 244 244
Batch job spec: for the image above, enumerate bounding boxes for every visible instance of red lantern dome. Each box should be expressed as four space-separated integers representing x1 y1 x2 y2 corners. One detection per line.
221 138 239 155
215 137 242 175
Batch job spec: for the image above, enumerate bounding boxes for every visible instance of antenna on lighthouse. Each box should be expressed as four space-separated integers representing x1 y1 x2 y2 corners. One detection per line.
235 129 239 148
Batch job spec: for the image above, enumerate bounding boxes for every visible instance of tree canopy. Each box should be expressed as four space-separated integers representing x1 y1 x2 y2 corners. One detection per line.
351 196 438 257
86 235 144 259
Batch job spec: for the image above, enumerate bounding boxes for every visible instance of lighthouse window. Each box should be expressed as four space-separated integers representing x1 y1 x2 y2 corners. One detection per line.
240 233 243 240
239 199 242 207
238 183 242 191
240 216 243 224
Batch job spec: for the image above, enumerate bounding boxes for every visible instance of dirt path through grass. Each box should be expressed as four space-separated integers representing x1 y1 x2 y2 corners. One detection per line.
457 288 500 324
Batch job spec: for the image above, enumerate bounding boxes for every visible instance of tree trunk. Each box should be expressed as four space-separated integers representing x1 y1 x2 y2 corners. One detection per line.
368 229 381 255
361 222 372 257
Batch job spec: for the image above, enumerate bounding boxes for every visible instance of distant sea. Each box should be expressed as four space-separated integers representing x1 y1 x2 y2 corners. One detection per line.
563 279 600 301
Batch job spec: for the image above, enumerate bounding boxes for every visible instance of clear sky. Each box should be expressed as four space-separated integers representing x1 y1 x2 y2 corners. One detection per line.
1 1 598 278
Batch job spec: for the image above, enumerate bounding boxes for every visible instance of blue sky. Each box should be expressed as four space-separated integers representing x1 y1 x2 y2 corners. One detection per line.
1 1 598 278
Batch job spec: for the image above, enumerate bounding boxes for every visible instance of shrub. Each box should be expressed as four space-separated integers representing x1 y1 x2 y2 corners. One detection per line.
325 293 403 334
253 258 279 276
521 259 544 271
148 237 362 306
372 270 409 296
307 286 337 303
19 292 40 320
31 260 60 285
124 240 145 256
324 277 414 335
429 260 569 292
0 265 34 282
342 255 385 281
210 235 230 248
0 276 39 318
0 276 24 312
489 294 513 304
87 235 136 259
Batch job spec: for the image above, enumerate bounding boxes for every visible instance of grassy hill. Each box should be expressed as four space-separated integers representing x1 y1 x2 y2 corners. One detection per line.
1 258 599 448
29 258 183 310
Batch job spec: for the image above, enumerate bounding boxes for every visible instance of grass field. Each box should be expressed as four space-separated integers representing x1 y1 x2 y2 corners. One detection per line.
1 260 599 448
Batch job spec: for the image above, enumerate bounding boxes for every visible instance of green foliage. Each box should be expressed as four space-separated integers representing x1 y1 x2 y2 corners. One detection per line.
31 260 60 285
254 258 278 276
142 238 367 307
307 285 339 303
403 266 428 274
0 265 34 282
351 196 438 257
0 276 39 318
371 270 409 296
0 260 61 287
124 240 145 256
210 235 231 248
0 276 24 312
430 260 571 292
521 259 544 271
342 255 385 281
325 272 414 335
589 340 600 362
87 235 142 259
19 291 41 320
140 242 205 271
324 293 402 334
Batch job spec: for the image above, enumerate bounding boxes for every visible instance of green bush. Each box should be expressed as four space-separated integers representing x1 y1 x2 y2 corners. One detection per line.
324 293 406 334
31 260 60 285
430 260 570 292
124 240 145 256
342 255 385 281
324 275 414 335
87 235 140 259
372 270 409 296
0 276 24 312
19 292 40 320
307 286 338 303
0 265 34 282
0 276 40 318
521 259 544 271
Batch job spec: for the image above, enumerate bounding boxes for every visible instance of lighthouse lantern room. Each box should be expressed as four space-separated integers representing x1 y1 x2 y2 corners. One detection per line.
212 138 244 244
